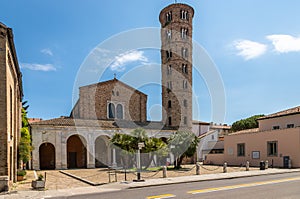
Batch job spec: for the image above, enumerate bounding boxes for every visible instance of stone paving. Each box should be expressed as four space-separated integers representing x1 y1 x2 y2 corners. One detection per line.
12 170 89 191
11 164 259 191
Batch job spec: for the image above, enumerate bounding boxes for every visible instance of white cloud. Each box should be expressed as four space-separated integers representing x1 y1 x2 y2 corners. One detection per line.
267 34 300 53
41 48 53 56
233 40 267 60
21 63 57 72
110 50 148 72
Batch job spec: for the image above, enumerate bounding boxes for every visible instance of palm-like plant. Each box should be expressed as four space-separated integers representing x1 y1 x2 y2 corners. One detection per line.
110 128 168 169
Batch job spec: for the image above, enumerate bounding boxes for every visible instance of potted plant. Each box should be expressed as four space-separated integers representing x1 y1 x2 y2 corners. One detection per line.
31 174 45 189
17 170 26 181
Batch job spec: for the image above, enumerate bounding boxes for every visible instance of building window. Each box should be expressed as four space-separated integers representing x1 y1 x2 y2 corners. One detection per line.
183 99 187 108
108 103 115 119
168 100 172 108
182 64 188 74
181 28 188 39
167 65 172 75
273 126 280 130
287 124 294 128
183 80 188 89
116 91 119 96
116 104 123 119
182 48 188 59
267 141 278 156
166 29 172 40
180 10 189 20
211 135 215 140
237 143 245 156
166 11 172 22
112 91 115 96
168 117 172 126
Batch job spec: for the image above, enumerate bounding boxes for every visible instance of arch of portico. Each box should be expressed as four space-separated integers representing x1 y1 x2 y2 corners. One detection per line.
67 134 87 168
39 142 56 170
94 135 111 167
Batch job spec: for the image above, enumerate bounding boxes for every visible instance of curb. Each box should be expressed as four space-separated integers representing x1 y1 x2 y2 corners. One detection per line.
59 170 105 186
126 169 300 189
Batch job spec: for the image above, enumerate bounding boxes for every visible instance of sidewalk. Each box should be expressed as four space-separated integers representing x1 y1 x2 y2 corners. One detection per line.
2 168 300 199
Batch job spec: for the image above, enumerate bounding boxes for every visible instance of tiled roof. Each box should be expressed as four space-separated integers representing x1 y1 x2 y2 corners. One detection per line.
258 106 300 120
228 128 259 136
192 120 210 125
30 117 176 130
210 125 231 130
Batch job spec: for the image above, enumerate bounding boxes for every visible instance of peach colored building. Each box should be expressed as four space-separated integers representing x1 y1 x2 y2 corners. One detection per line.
206 106 300 168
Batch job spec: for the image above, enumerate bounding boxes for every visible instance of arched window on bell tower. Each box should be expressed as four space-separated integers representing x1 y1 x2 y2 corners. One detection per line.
168 100 172 108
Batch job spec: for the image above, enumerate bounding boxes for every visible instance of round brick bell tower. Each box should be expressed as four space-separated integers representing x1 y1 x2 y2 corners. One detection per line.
159 3 194 130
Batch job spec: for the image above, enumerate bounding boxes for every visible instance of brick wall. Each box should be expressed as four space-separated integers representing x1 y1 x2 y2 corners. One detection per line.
73 79 147 122
0 23 22 191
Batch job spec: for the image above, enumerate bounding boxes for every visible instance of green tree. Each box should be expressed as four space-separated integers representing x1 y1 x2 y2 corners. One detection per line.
110 128 168 169
168 131 199 169
231 114 264 132
18 101 32 169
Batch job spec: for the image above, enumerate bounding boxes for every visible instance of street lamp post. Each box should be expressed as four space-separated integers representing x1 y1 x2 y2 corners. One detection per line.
134 142 145 182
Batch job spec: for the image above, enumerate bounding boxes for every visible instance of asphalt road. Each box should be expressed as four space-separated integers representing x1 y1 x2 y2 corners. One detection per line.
60 172 300 199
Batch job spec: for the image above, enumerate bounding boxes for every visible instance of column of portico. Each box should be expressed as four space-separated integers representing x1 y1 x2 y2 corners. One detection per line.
61 134 68 169
87 133 95 168
55 132 62 169
112 148 117 168
32 141 40 170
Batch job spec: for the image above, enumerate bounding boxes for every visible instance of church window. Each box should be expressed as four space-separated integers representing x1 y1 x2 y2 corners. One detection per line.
168 100 172 108
182 64 188 74
166 50 172 59
116 91 119 96
180 10 189 20
183 80 188 89
183 99 187 108
166 29 172 40
166 11 172 22
108 103 115 119
116 104 123 119
181 28 188 39
167 65 172 75
182 48 188 58
184 116 187 125
112 91 115 96
167 81 172 90
168 117 172 125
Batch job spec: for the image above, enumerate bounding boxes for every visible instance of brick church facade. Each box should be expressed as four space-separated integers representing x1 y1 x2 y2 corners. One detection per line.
30 3 196 170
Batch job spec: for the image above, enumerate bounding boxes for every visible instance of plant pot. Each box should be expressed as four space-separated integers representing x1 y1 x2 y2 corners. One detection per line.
17 175 24 181
31 180 45 189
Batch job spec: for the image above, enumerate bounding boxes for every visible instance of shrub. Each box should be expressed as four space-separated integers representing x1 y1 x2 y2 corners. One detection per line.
37 174 44 181
17 170 27 176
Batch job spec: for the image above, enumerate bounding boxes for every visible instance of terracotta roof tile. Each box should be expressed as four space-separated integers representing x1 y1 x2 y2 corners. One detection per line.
30 117 176 130
258 106 300 120
228 128 259 136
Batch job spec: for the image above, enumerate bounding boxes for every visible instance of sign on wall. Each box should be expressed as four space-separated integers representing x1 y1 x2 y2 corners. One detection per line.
252 151 260 159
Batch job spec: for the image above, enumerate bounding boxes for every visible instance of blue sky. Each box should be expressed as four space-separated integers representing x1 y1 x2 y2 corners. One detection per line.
2 0 300 124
